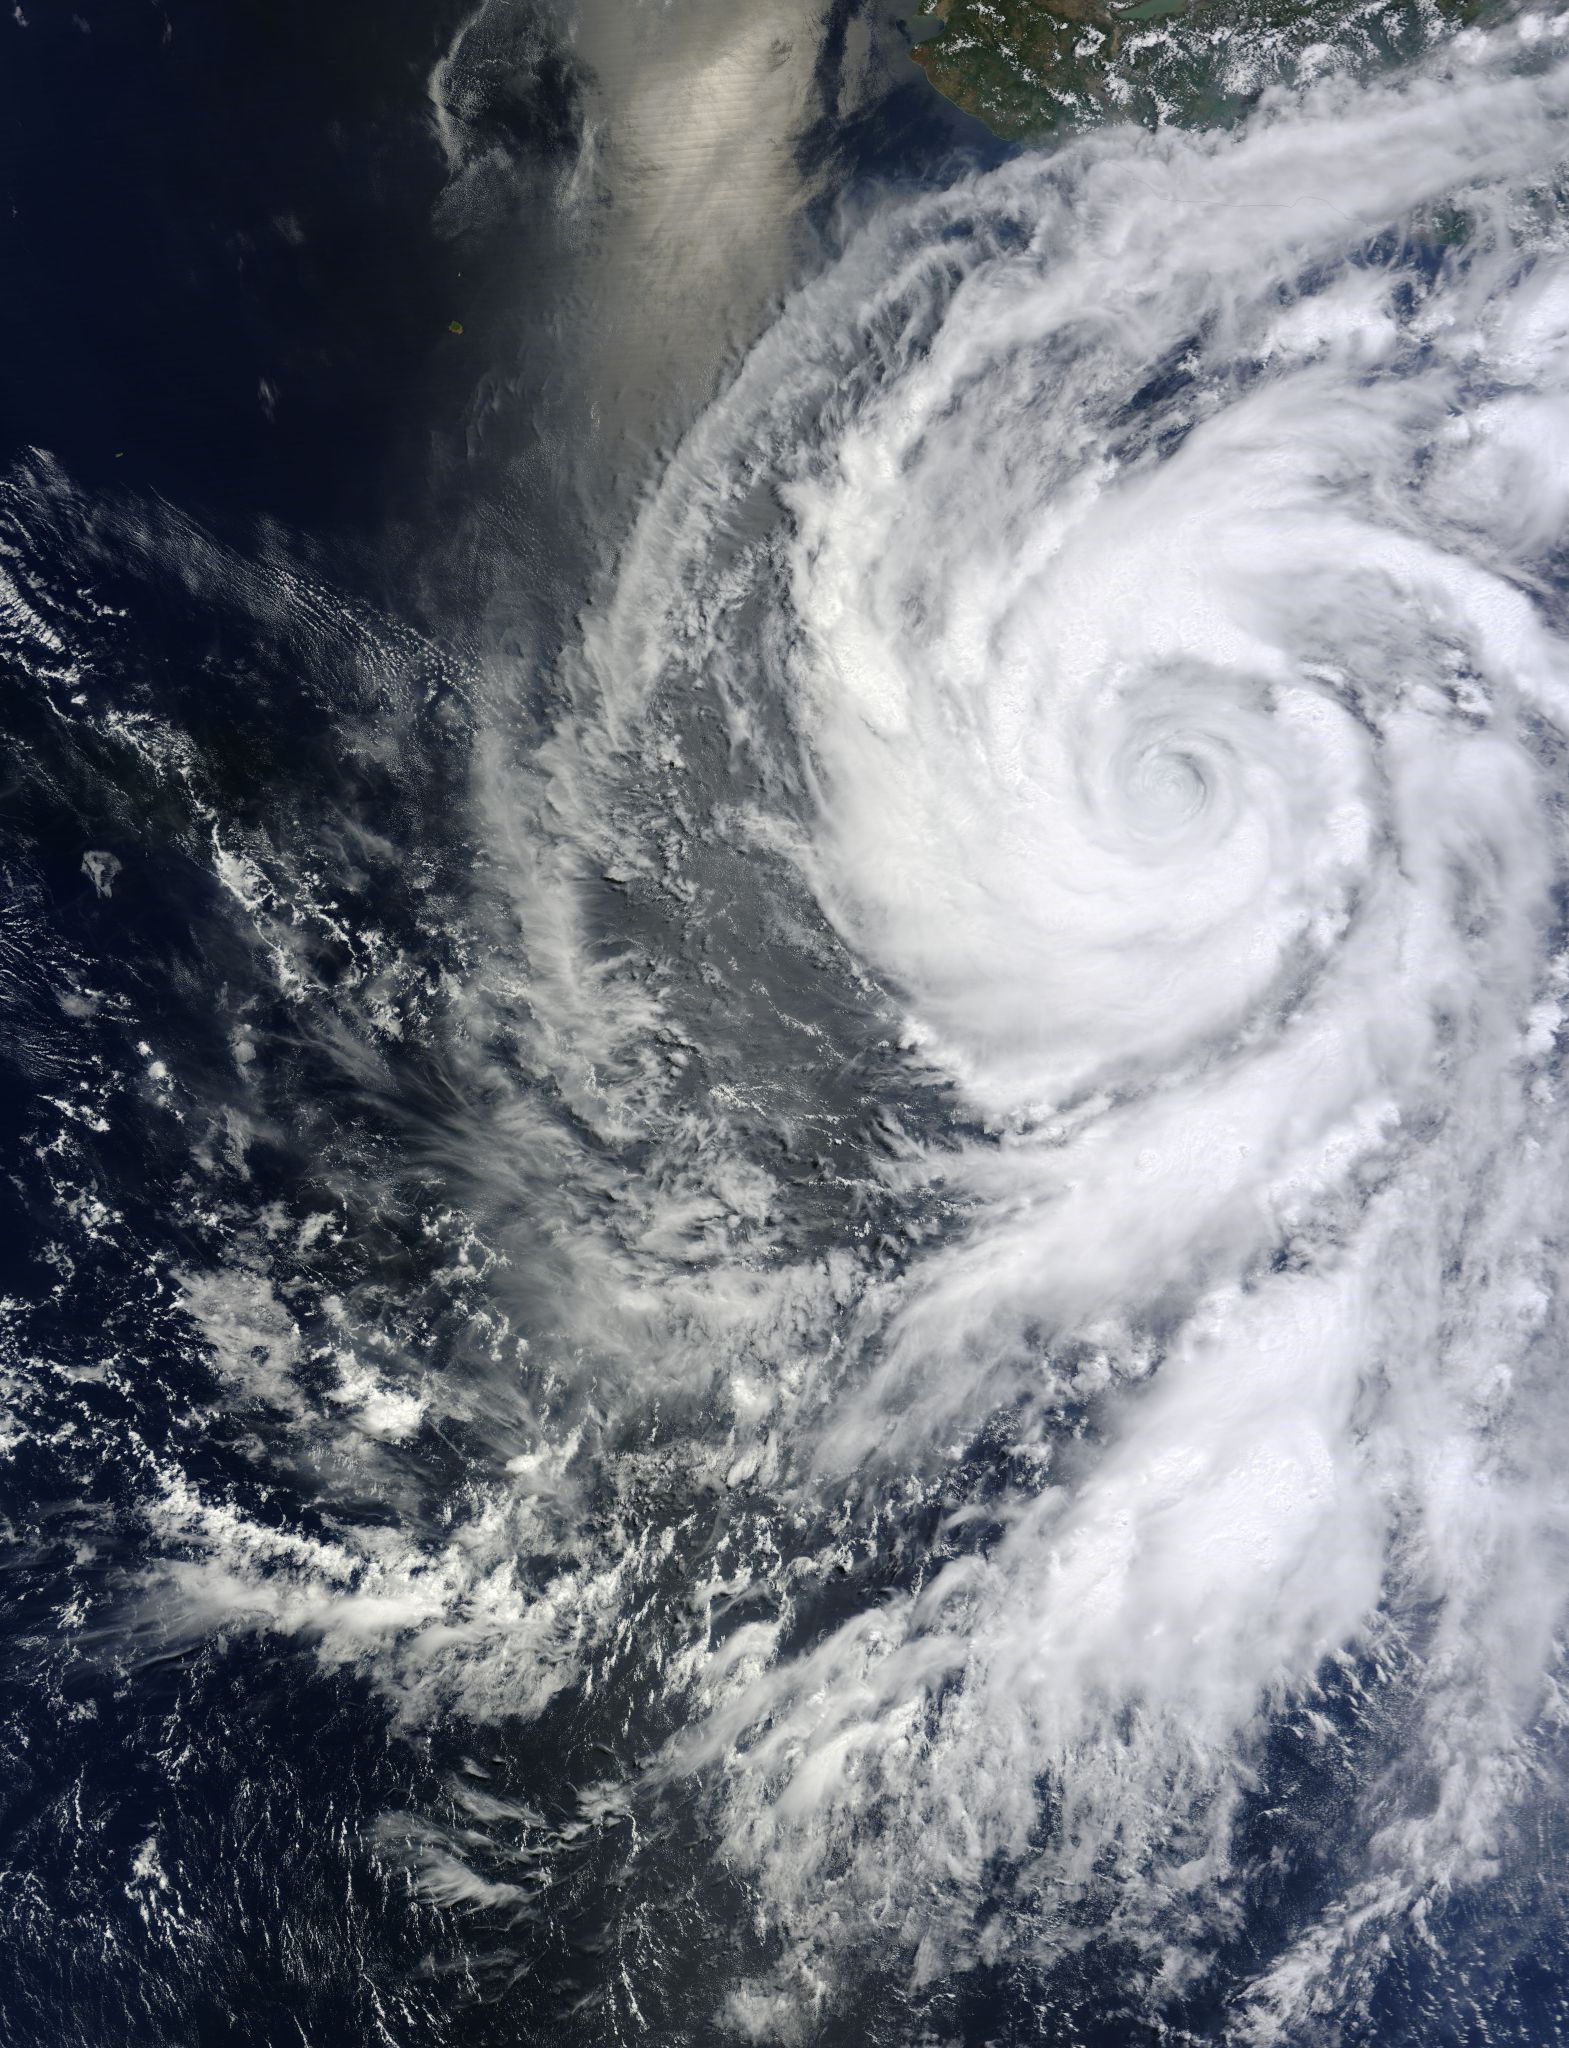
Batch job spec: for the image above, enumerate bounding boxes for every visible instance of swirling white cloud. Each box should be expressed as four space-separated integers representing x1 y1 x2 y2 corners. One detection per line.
520 17 1569 2028
129 14 1569 2037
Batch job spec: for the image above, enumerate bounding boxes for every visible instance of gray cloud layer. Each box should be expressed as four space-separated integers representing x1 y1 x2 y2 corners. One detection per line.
127 15 1569 2037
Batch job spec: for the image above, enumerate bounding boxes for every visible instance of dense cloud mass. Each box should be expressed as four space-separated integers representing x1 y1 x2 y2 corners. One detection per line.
513 17 1569 2030
11 12 1569 2044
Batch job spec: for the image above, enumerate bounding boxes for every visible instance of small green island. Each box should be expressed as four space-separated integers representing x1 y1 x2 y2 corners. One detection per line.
912 0 1489 140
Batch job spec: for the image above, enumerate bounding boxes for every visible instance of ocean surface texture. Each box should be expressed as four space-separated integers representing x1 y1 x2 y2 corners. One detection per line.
3 4 1569 2046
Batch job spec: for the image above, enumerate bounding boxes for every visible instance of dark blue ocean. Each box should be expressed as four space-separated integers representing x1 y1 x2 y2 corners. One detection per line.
3 5 1569 2046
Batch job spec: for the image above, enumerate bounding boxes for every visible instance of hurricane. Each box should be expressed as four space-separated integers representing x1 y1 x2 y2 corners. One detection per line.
8 7 1569 2046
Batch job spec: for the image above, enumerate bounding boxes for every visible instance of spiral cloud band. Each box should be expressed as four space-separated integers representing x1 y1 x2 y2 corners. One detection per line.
504 15 1569 2031
109 13 1569 2040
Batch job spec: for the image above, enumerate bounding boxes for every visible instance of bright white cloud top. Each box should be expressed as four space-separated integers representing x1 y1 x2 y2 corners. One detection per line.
130 13 1569 2039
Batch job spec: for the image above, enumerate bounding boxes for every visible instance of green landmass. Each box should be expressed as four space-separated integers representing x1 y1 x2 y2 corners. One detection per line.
912 0 1492 141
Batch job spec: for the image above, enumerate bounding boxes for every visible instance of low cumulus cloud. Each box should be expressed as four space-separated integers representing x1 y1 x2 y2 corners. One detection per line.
124 12 1569 2037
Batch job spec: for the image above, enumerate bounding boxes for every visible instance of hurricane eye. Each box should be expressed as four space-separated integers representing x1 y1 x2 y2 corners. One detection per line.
1126 743 1208 832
